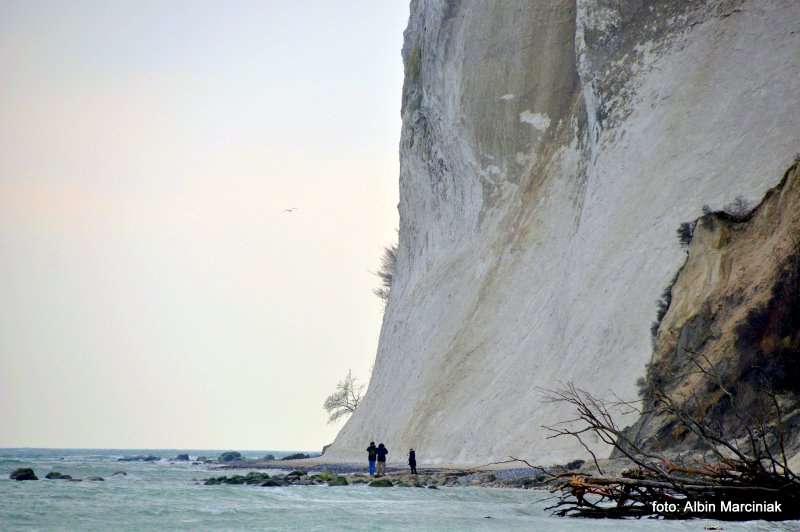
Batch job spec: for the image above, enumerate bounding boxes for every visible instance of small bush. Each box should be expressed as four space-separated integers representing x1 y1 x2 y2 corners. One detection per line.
636 376 647 397
650 272 680 347
722 195 753 221
373 243 398 303
677 221 695 247
655 285 673 324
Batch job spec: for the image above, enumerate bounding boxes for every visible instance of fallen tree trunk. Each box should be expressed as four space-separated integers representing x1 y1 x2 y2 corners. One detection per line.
539 384 800 520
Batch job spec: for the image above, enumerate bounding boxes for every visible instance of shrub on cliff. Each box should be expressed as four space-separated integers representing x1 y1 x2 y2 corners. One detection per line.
723 196 754 222
677 221 695 247
373 243 398 303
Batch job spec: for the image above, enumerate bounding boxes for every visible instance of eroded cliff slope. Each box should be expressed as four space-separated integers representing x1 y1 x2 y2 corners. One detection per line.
326 0 800 465
629 161 800 454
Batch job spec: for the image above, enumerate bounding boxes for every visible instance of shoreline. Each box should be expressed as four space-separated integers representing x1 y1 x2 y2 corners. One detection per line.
211 456 633 490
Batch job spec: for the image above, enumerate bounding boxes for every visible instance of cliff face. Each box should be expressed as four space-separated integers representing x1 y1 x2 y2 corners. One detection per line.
629 162 800 453
326 0 800 465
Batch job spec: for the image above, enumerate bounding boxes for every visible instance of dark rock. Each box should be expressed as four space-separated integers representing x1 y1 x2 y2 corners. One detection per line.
260 479 283 487
112 471 127 476
327 476 348 486
10 468 37 481
86 476 105 481
261 454 276 461
196 456 209 462
118 455 159 462
217 451 243 462
287 470 306 477
280 453 310 461
427 485 438 489
368 478 393 487
565 459 585 470
45 472 72 480
174 454 190 461
203 472 272 486
244 472 270 485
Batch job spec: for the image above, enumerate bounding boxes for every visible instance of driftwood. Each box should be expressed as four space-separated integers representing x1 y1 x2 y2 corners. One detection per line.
537 380 800 520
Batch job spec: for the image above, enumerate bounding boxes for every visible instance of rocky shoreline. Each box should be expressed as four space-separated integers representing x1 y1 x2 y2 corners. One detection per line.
205 458 605 490
202 469 531 489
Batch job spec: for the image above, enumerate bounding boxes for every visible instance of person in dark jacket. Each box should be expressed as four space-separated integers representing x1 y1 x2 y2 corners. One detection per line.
366 442 377 476
408 448 417 475
376 443 389 477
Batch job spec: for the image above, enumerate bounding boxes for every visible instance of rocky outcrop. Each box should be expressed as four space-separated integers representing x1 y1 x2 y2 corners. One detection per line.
217 451 242 462
118 455 159 462
280 453 310 461
327 0 800 465
10 468 37 481
628 161 800 453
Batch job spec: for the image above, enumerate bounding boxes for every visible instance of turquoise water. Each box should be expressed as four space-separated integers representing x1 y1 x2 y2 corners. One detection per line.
1 449 797 531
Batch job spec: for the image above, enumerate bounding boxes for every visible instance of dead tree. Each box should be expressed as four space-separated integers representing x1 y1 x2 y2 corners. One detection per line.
541 376 800 520
323 370 364 423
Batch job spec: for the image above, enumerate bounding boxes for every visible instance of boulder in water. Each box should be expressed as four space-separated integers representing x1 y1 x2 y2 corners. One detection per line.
327 476 348 486
86 476 105 481
261 454 276 461
118 455 159 462
174 453 190 461
217 451 242 462
280 453 310 461
368 478 393 487
10 468 38 481
45 472 72 480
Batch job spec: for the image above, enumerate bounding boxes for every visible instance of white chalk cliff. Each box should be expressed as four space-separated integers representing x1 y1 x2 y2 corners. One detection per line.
326 0 800 465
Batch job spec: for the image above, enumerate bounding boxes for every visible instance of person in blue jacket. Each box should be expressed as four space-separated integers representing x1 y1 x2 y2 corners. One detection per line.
366 442 377 476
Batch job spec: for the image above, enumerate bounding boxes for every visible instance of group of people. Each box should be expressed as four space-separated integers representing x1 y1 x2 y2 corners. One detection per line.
365 442 417 476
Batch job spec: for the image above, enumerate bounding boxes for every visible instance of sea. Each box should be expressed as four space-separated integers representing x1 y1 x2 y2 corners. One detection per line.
0 448 796 531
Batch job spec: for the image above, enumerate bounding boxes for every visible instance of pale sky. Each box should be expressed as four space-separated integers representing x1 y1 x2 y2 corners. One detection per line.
0 0 406 451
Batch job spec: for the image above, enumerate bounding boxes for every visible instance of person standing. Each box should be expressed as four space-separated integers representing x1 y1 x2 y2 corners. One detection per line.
376 443 389 477
366 442 377 476
408 448 417 475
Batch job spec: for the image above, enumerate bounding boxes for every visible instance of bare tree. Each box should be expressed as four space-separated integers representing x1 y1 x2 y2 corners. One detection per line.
540 376 800 519
323 370 364 423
